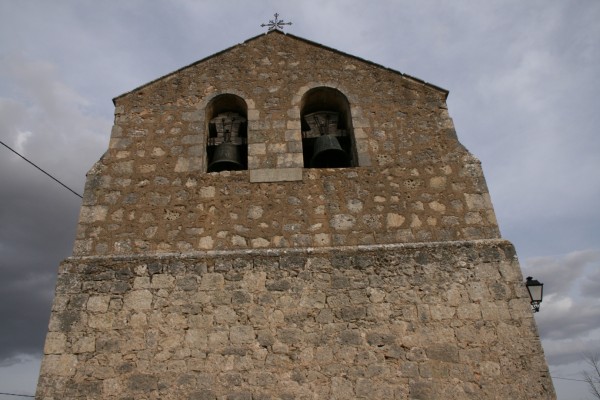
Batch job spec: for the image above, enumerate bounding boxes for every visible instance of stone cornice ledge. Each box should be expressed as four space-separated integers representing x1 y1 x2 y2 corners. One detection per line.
65 239 515 263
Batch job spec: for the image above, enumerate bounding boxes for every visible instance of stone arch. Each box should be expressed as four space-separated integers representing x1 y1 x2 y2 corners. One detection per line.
205 94 249 172
298 86 357 168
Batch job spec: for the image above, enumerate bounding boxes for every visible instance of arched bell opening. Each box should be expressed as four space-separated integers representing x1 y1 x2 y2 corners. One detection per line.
300 87 355 168
206 94 248 173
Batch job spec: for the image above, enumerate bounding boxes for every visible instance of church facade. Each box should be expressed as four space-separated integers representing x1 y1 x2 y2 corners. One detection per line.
36 30 555 399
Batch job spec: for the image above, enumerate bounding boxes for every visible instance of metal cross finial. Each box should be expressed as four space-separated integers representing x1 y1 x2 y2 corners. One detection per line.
261 13 292 32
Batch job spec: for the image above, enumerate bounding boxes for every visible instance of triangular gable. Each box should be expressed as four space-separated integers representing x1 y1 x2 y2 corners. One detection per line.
113 29 448 104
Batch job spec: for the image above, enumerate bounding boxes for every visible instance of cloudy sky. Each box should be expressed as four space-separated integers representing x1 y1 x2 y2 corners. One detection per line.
0 1 598 398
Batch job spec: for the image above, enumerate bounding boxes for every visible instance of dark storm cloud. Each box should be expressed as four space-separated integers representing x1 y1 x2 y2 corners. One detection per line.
0 54 107 363
0 154 80 362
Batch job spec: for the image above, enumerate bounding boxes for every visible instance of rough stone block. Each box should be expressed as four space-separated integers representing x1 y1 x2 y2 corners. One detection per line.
248 143 266 156
127 374 157 392
79 206 108 223
387 213 406 228
464 193 492 210
151 274 175 289
330 214 356 230
175 157 202 172
185 329 209 349
109 137 131 149
276 153 304 168
198 236 214 249
249 168 303 182
43 332 67 354
41 354 77 377
123 290 153 311
200 273 224 290
87 295 110 313
251 238 270 248
426 343 459 363
230 326 255 344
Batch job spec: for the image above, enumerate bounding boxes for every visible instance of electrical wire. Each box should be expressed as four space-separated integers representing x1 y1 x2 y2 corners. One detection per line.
0 392 35 398
0 140 83 199
551 376 589 383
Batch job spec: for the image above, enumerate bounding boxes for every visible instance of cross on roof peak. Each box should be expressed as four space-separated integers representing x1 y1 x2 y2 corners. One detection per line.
261 13 292 32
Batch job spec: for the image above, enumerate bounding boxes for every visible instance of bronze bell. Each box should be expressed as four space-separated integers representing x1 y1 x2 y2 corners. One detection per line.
207 142 244 173
310 135 350 168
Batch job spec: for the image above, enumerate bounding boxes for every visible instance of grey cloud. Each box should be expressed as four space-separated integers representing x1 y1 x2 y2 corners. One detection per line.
523 250 600 298
0 99 28 133
536 298 600 341
521 250 600 368
420 3 600 263
543 335 600 366
0 54 110 184
581 268 600 298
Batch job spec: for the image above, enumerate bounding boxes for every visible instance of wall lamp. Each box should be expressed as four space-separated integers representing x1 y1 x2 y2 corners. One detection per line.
525 276 544 313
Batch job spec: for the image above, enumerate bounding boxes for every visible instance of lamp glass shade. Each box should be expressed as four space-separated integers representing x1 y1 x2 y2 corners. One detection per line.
526 277 543 303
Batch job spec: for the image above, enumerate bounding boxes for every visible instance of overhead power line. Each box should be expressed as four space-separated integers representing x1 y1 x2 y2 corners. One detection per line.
0 140 83 199
552 376 588 383
0 391 35 398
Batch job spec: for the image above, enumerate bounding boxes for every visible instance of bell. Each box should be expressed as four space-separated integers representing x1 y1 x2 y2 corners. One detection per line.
310 135 350 168
207 142 244 172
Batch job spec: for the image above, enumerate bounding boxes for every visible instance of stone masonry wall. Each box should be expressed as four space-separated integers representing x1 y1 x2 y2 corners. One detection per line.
37 240 555 399
37 31 555 400
73 31 499 257
75 158 499 257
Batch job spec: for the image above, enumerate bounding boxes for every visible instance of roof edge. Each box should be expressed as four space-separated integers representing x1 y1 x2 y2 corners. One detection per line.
112 29 448 105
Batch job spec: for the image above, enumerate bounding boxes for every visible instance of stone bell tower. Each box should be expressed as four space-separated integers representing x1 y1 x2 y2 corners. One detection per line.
36 30 556 399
